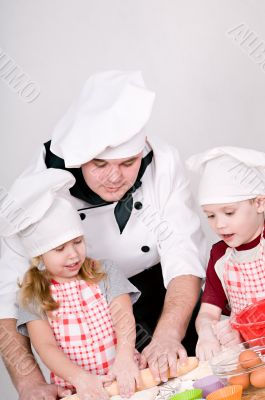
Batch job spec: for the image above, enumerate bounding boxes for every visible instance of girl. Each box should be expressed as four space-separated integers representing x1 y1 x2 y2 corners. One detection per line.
0 169 141 400
187 147 265 361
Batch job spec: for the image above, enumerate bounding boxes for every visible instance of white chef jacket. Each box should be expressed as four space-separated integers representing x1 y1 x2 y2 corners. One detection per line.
0 136 206 319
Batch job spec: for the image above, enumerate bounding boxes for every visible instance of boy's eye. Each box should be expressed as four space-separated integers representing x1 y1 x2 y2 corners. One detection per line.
74 239 82 245
207 215 214 219
225 212 234 216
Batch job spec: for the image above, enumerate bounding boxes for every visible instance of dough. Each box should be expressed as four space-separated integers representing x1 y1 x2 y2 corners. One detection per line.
179 360 212 381
62 357 199 398
105 357 198 396
111 386 159 400
62 386 159 400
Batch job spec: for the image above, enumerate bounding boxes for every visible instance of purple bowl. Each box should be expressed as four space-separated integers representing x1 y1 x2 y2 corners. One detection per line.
193 375 224 397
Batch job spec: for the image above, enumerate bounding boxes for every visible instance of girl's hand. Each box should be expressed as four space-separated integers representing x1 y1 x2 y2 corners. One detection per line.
196 333 221 361
109 351 141 398
74 372 112 400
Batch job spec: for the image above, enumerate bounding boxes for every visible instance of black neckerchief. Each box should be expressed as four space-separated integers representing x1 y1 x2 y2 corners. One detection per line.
44 140 153 234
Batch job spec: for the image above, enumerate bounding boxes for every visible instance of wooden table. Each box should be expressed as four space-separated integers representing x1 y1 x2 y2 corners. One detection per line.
242 387 265 399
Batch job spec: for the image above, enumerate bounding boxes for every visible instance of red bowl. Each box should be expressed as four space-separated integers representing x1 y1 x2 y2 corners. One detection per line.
231 299 265 343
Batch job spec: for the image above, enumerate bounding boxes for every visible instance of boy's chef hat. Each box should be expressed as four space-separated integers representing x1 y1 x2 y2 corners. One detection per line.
186 146 265 205
0 169 84 257
50 70 155 167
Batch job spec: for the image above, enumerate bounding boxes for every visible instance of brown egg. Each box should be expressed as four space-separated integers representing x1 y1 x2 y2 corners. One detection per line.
250 367 265 388
228 372 250 389
239 349 261 369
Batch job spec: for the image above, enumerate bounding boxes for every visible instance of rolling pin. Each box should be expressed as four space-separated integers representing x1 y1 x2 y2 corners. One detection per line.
62 356 198 399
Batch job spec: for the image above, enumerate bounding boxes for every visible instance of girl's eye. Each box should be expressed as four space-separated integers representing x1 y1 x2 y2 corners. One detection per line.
225 212 234 216
74 239 82 245
207 215 214 219
55 246 64 252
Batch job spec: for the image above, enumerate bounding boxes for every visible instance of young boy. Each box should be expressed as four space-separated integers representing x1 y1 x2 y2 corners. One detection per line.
187 146 265 361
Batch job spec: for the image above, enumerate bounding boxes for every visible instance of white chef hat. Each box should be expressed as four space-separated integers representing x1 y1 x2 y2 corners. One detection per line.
50 70 155 167
186 146 265 205
0 169 84 257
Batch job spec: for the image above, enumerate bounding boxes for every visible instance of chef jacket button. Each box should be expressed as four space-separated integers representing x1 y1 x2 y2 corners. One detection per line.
141 246 150 253
79 213 86 220
134 201 143 210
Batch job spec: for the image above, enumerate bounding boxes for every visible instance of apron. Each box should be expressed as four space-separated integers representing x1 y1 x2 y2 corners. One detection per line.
47 279 117 388
223 233 265 317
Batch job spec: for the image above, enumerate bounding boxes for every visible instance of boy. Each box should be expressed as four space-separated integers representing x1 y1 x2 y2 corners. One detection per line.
187 146 265 361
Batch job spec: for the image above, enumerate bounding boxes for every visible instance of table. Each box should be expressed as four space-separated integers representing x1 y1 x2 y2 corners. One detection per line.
242 387 265 399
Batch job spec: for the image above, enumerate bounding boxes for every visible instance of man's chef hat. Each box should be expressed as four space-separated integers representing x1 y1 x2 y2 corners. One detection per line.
186 146 265 205
50 70 156 167
0 169 84 257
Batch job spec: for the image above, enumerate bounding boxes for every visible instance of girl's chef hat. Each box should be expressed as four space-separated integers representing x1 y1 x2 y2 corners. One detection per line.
0 169 83 257
186 146 265 205
50 70 155 168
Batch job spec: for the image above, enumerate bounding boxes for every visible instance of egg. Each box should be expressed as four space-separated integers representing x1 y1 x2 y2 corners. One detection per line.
228 372 250 389
239 349 261 369
250 367 265 388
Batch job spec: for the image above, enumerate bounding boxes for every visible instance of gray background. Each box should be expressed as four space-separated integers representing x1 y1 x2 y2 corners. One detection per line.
0 1 265 398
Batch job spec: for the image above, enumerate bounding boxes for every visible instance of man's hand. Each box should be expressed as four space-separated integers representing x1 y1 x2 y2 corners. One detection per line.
19 382 72 400
140 334 187 383
140 275 201 382
0 319 71 400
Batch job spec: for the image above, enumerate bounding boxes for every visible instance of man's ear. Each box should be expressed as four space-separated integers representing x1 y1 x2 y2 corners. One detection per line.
254 195 265 213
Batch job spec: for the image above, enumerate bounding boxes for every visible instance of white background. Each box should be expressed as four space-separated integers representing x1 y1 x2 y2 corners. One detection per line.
0 1 265 398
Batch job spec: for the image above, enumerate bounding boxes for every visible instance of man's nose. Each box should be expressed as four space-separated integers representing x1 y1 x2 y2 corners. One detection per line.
107 166 122 183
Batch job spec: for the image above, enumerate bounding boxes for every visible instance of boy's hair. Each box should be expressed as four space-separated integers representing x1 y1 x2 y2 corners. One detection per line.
18 257 105 316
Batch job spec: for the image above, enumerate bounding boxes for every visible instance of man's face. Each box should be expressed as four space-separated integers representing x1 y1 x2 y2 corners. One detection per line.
202 198 265 247
81 152 143 202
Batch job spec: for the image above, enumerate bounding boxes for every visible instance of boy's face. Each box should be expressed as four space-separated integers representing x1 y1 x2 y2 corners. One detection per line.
202 198 265 247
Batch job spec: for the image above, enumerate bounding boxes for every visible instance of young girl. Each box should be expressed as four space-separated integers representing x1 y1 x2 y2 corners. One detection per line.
0 169 141 400
187 146 265 361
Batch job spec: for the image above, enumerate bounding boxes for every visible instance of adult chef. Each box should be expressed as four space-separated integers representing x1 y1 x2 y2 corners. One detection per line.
0 70 206 400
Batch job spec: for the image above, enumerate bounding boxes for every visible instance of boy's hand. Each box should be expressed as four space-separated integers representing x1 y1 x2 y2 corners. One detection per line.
212 319 242 347
74 372 111 400
109 350 141 398
196 333 220 361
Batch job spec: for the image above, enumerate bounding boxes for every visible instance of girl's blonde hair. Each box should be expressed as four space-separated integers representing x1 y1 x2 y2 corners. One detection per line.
18 257 105 316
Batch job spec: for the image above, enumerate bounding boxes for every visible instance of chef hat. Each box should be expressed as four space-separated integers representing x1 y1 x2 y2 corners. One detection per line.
50 70 155 167
0 169 84 257
186 146 265 205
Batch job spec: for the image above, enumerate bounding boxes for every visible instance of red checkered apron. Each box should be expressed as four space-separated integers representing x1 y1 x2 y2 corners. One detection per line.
47 279 117 389
223 235 265 317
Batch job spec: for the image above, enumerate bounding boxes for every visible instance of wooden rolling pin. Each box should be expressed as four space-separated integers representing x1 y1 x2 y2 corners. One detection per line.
62 356 198 399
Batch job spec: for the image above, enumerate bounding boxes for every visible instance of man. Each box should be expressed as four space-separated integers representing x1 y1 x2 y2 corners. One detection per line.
0 70 206 399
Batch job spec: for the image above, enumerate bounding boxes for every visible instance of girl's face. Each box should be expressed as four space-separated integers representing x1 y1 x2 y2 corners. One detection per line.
41 236 86 282
81 152 143 202
202 198 265 247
